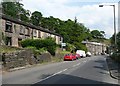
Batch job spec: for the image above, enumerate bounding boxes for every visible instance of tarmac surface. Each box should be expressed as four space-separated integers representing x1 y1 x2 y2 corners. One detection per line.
106 56 120 84
2 55 119 85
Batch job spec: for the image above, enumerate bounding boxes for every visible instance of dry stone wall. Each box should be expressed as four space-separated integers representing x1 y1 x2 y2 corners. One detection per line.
1 49 52 70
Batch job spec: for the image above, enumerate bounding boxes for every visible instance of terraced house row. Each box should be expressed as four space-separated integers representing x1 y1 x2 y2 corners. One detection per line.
0 14 63 47
82 41 107 55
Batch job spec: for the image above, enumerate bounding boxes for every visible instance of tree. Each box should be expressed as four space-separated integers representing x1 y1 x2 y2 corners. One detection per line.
2 2 30 22
116 32 120 52
110 34 115 45
91 30 105 42
2 2 107 51
30 11 42 26
2 2 17 18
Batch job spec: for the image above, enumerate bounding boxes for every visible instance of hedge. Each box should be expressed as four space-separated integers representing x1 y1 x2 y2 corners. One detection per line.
21 37 56 55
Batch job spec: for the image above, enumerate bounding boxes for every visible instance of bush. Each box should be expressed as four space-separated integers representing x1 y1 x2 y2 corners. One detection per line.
21 37 56 56
110 52 120 63
73 42 87 52
66 43 75 51
21 39 34 47
43 37 57 56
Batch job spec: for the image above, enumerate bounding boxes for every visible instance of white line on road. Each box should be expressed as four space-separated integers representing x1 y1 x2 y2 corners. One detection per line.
73 65 77 67
37 68 68 82
72 63 81 67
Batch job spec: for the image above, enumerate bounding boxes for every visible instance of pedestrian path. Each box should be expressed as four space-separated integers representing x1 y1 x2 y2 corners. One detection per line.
106 56 120 80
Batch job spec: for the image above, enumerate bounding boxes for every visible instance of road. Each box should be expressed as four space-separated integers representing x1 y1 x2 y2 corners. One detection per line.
2 55 118 85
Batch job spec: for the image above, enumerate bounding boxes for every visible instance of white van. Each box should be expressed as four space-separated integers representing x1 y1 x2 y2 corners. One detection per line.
76 50 86 58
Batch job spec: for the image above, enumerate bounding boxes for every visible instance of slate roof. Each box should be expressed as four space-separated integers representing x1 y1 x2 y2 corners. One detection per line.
2 14 62 37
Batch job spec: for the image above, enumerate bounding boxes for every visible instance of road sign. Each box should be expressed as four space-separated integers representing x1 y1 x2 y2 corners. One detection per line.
61 43 66 46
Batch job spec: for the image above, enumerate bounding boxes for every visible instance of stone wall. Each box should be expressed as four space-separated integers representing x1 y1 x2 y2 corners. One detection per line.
1 49 52 70
1 47 66 71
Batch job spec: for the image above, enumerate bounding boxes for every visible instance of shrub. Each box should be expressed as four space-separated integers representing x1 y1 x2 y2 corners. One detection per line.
21 37 56 56
21 39 34 47
66 43 75 51
73 42 87 52
43 37 57 55
110 52 120 63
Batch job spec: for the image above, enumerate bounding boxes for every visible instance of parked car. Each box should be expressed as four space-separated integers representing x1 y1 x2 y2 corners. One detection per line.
76 50 86 58
86 52 91 57
75 54 81 59
64 54 76 61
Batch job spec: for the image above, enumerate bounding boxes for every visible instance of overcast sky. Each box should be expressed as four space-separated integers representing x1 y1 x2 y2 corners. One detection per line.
20 0 119 38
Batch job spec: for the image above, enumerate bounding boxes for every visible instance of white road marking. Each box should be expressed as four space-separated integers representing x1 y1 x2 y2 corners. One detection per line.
38 68 68 82
72 65 76 67
76 63 80 66
72 63 81 67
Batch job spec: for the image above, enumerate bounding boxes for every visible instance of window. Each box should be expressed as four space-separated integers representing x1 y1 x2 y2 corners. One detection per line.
60 37 62 41
5 37 12 46
5 21 12 32
18 38 22 47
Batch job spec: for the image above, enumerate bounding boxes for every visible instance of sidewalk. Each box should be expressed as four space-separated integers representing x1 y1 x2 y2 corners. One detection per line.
106 56 120 80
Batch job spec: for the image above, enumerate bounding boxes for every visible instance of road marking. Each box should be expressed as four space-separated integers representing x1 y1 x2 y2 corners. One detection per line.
76 63 80 66
38 68 68 82
72 63 81 67
73 64 77 67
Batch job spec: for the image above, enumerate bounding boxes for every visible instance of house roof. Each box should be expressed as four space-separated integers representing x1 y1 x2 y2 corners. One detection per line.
82 41 105 46
2 14 62 37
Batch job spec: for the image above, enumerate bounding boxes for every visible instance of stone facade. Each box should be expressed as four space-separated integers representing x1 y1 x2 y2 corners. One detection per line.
0 14 63 47
82 41 106 55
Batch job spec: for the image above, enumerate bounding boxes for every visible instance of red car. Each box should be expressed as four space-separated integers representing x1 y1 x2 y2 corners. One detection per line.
64 54 76 61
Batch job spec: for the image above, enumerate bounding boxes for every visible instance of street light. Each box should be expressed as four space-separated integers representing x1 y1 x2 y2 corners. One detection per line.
99 4 117 46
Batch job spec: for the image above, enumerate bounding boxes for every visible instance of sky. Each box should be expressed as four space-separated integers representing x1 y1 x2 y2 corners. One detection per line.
20 0 120 38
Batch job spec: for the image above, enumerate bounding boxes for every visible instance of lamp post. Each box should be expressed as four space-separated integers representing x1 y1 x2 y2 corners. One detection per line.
99 4 117 46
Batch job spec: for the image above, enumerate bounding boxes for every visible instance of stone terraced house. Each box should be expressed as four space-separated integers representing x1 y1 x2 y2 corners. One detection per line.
82 41 107 55
0 14 63 47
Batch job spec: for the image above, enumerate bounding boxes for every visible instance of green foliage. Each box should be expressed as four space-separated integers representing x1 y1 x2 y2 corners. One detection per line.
73 42 87 52
30 11 42 26
2 2 107 53
116 32 120 52
66 43 75 51
41 37 56 55
111 32 120 52
21 37 56 56
2 2 30 22
91 30 105 42
110 52 120 63
110 32 120 63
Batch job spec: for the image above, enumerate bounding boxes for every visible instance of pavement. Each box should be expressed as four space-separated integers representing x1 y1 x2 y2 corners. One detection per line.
106 56 120 81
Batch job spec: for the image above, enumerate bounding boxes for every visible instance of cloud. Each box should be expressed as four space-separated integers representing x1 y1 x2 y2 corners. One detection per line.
21 0 118 38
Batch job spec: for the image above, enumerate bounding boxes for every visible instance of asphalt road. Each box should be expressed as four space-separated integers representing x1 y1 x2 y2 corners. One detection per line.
2 55 118 85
